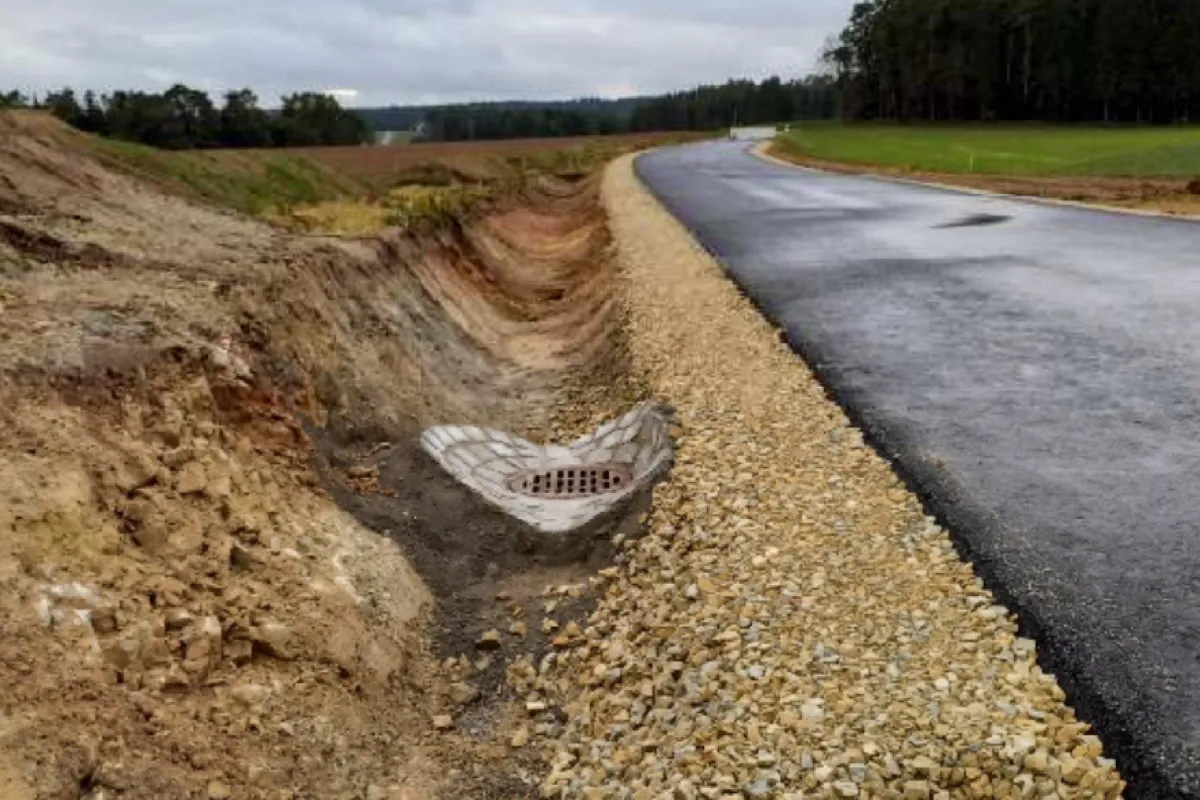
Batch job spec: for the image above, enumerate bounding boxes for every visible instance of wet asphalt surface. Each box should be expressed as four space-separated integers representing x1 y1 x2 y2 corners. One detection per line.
637 141 1200 799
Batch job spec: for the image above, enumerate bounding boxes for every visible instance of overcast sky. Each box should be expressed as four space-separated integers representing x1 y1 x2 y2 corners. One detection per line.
0 0 854 107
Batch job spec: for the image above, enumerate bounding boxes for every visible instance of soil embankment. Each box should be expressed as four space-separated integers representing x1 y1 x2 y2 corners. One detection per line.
0 112 638 798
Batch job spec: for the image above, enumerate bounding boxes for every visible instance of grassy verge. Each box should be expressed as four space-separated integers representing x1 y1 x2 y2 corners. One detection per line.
88 132 708 234
278 138 686 235
89 139 369 215
775 123 1200 178
282 185 497 235
768 123 1200 216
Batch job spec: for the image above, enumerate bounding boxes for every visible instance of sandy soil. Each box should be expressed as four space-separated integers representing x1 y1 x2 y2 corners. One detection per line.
0 112 635 799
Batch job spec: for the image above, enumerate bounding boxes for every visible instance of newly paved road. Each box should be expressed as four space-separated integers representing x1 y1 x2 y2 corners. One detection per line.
637 142 1200 799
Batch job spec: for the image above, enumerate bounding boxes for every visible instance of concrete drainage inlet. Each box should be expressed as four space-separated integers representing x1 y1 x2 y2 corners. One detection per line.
420 402 675 534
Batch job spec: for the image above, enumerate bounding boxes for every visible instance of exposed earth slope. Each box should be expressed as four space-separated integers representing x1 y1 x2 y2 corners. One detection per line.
0 114 1137 800
0 112 632 799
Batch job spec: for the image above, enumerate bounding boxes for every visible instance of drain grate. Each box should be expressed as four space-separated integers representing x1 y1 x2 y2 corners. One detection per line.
508 463 635 498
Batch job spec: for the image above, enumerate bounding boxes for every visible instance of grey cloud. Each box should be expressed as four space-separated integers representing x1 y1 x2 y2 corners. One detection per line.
0 0 853 106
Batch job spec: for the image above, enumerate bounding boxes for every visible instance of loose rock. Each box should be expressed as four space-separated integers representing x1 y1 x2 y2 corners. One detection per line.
525 156 1127 800
510 727 530 748
176 461 207 495
250 620 295 660
447 682 479 706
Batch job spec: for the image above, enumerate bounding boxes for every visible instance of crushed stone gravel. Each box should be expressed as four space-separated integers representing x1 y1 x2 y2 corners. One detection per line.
515 154 1126 799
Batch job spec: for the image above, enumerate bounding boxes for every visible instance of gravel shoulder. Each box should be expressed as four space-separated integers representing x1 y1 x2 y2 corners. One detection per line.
525 154 1127 799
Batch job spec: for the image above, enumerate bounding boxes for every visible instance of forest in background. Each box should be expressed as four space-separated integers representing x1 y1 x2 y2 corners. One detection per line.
0 75 840 148
8 0 1200 149
0 87 371 148
358 98 646 138
628 76 840 131
406 78 839 140
826 0 1200 123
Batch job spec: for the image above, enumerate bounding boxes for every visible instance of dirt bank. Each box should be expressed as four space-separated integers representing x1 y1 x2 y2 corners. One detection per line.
0 112 637 798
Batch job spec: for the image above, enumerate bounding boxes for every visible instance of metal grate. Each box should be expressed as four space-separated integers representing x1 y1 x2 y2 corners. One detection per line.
507 463 635 498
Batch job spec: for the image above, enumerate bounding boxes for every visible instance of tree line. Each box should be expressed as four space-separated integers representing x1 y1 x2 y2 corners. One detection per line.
421 99 630 141
1 74 846 148
827 0 1200 123
410 78 840 140
1 86 372 148
628 76 840 131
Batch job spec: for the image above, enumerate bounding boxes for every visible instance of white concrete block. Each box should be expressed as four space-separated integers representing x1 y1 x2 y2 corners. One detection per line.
579 447 616 465
421 402 675 534
613 443 641 464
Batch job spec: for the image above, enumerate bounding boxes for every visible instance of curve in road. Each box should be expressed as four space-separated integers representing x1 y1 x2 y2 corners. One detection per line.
636 141 1200 800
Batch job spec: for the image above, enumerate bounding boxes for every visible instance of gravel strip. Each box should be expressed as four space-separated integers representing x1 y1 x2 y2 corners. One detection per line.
517 154 1125 800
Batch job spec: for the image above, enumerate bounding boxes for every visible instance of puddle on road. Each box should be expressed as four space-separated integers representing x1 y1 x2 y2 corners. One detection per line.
935 212 1012 228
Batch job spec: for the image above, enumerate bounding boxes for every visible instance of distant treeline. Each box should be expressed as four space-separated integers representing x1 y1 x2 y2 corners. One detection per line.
358 98 647 140
628 76 841 131
827 0 1200 123
418 98 641 141
1 75 843 148
0 86 371 148
363 78 841 142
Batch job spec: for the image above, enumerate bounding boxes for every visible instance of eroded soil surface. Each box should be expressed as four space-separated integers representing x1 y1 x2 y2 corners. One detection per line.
312 427 647 687
0 111 639 799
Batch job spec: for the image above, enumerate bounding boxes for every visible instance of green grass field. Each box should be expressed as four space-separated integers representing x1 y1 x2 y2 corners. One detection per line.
67 120 695 234
89 138 371 215
84 129 705 219
775 124 1200 178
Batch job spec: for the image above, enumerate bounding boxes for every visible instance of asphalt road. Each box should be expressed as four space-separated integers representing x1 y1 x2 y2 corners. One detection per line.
637 141 1200 800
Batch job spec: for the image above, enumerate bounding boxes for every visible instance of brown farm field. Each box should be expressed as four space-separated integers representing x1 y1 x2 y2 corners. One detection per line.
74 112 710 221
0 108 644 799
289 130 712 183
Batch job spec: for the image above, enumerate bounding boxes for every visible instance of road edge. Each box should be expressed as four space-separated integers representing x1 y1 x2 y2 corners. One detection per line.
753 140 1200 225
633 145 1187 800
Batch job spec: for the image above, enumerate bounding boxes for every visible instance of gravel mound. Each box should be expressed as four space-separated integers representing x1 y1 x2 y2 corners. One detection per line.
521 155 1126 799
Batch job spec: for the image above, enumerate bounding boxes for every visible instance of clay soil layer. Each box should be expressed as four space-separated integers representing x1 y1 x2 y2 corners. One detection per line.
0 111 638 799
